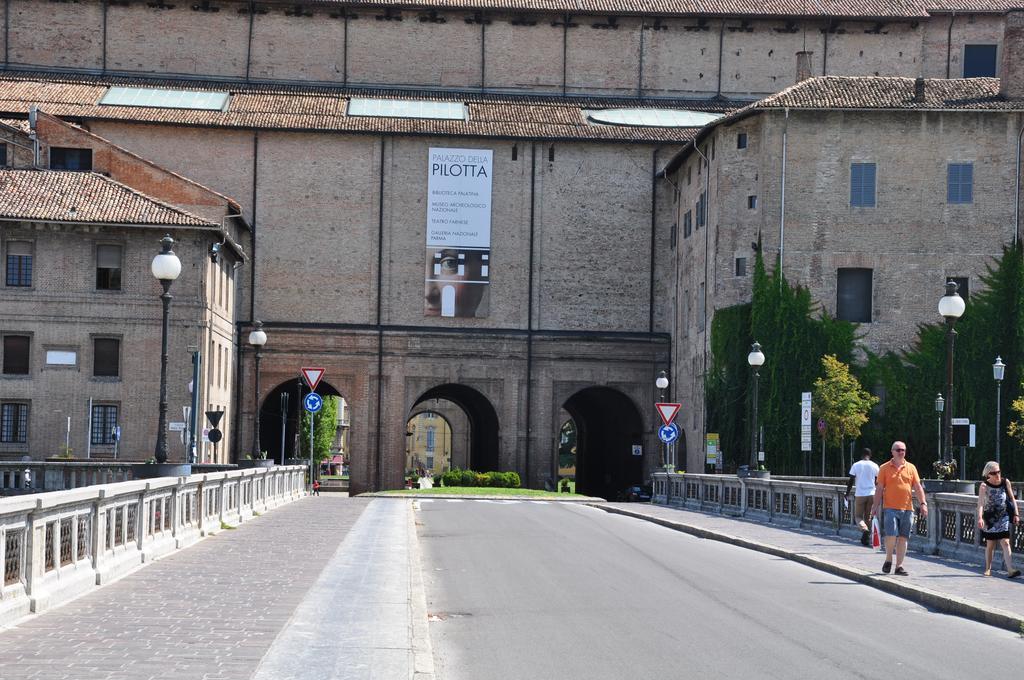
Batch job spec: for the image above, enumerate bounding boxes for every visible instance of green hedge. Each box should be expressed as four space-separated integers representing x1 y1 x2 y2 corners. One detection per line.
440 468 521 489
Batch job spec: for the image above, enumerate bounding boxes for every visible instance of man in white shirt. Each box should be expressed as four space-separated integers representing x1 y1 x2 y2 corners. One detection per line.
846 448 880 546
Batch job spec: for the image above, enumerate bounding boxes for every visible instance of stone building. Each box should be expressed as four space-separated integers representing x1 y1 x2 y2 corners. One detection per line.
0 112 248 463
0 0 1021 495
663 11 1024 472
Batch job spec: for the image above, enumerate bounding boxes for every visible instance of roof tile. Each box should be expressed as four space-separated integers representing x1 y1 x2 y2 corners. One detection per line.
0 169 219 227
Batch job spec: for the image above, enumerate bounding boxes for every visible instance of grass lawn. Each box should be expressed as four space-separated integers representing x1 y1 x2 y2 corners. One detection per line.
321 474 349 480
373 486 590 498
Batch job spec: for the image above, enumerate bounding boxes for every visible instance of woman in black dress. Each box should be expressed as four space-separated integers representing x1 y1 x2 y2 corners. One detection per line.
976 461 1021 578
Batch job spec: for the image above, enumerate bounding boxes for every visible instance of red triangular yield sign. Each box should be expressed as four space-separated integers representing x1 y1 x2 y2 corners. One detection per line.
301 367 325 392
656 403 681 427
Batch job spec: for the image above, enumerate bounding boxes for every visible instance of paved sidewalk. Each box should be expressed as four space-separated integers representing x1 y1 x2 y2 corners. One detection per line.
595 502 1024 632
0 496 374 680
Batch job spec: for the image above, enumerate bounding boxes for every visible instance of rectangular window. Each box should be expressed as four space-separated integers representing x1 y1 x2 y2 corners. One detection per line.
687 166 692 185
737 133 748 149
850 163 876 207
735 257 747 277
837 268 873 323
2 335 30 375
5 241 32 287
426 427 436 452
1 403 28 443
963 44 998 78
696 192 707 228
93 338 120 378
49 147 93 171
91 405 118 445
96 245 123 290
0 145 7 166
698 282 706 330
747 195 757 210
947 163 973 204
683 210 692 238
670 223 677 249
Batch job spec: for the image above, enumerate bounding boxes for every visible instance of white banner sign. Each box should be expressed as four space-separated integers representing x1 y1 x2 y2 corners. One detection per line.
801 391 812 452
425 147 493 318
427 148 492 248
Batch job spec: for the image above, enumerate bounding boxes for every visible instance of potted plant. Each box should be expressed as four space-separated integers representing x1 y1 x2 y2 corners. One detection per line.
239 450 275 468
750 465 771 480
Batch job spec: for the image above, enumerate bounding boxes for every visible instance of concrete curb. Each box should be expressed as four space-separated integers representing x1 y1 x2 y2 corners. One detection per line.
592 504 1024 634
407 501 436 680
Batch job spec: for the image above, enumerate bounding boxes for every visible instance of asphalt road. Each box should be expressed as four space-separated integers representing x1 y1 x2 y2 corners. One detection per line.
417 499 1024 680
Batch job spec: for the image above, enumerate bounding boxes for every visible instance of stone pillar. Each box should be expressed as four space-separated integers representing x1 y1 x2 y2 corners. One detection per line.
1000 9 1024 99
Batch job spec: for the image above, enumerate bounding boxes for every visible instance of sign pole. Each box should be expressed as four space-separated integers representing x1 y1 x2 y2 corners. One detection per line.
309 410 315 491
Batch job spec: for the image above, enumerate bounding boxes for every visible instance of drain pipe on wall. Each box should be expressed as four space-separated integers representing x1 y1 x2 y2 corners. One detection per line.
1015 121 1023 248
778 108 789 286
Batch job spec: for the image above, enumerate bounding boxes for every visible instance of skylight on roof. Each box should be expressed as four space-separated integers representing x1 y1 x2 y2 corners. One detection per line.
347 98 466 121
587 108 723 128
99 86 230 111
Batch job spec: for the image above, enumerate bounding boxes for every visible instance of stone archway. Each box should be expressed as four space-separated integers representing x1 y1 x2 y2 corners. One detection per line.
258 378 345 465
562 387 644 500
412 384 500 472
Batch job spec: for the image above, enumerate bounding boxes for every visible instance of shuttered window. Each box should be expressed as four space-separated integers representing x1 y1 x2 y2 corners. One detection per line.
93 338 120 378
2 335 30 375
947 163 973 204
96 245 123 290
850 163 876 207
837 268 873 323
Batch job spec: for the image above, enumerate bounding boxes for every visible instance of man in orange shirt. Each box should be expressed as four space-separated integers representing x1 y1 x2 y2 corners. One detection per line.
870 441 928 575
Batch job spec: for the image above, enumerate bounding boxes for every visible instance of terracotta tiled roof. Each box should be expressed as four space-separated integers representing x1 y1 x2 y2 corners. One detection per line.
754 75 1022 110
662 75 1024 174
0 72 732 143
260 0 1018 18
0 169 218 227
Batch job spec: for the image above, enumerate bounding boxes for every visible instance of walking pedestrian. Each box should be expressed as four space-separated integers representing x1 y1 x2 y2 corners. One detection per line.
870 441 928 575
312 479 321 496
976 461 1021 578
846 448 879 546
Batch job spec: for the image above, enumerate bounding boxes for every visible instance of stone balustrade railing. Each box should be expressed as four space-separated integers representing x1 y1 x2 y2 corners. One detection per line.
0 466 306 625
0 461 239 495
653 472 1023 565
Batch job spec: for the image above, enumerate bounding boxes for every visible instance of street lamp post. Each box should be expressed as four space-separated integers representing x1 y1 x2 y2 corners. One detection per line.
934 393 944 460
747 342 766 471
938 281 966 464
248 321 268 459
655 371 670 470
994 356 1006 463
150 235 181 464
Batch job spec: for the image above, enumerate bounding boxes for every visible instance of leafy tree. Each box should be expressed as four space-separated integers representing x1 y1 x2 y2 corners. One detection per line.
706 250 857 474
300 395 338 464
812 355 878 468
863 243 1024 480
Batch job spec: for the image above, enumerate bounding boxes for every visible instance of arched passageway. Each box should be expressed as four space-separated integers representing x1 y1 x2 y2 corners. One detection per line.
563 387 644 500
412 384 500 472
259 379 345 465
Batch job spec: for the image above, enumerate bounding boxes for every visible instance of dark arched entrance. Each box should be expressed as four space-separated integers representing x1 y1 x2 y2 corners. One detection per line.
413 384 499 472
259 378 343 464
563 387 643 500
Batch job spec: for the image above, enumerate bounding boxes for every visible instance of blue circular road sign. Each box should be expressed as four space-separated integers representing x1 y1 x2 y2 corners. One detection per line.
303 393 323 413
658 423 680 444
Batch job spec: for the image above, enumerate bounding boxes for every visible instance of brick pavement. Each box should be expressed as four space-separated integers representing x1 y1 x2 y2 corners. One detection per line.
0 496 371 680
597 502 1024 631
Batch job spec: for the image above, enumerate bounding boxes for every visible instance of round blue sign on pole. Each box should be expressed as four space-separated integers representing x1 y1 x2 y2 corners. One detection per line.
303 392 323 413
658 423 680 444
